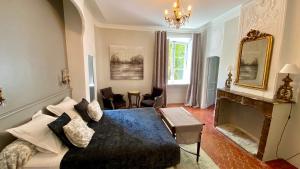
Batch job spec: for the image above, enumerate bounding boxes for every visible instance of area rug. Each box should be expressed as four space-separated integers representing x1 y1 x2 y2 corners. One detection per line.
167 144 219 169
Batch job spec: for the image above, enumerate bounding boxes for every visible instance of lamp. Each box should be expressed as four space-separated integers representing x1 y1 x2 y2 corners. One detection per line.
276 64 300 102
0 88 5 106
61 69 70 85
225 65 233 89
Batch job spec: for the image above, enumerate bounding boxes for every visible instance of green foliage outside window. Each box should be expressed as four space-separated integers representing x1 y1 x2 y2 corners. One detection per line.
168 41 187 81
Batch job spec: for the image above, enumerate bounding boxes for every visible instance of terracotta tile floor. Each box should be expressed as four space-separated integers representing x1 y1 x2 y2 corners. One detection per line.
167 104 297 169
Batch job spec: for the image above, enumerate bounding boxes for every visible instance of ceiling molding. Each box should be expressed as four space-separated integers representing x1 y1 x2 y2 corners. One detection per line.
94 22 200 33
93 3 243 34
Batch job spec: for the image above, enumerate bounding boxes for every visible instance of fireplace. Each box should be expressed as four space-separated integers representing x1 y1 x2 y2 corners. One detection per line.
214 88 292 161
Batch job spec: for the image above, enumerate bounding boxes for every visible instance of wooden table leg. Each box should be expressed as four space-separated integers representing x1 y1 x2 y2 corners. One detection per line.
128 93 132 108
196 142 200 162
137 95 140 108
171 128 176 138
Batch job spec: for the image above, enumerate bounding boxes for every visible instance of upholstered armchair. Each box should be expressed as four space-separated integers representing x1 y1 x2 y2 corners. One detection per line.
141 87 164 108
100 87 126 110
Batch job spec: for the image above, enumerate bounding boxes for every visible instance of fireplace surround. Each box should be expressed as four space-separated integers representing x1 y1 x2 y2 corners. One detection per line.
214 88 292 161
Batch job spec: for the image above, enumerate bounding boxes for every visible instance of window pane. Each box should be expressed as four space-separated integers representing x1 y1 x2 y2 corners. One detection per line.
175 57 184 69
174 69 184 80
175 44 186 59
174 43 186 78
167 40 189 83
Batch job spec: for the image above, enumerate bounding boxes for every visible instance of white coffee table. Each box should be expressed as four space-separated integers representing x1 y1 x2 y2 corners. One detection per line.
159 107 204 162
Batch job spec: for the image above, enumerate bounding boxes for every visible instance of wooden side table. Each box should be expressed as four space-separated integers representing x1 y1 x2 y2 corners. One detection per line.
128 91 141 108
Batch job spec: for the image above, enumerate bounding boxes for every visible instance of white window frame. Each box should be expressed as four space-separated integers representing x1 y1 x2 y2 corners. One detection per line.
168 40 189 85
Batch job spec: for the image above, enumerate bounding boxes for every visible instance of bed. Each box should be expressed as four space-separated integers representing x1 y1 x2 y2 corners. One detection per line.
24 108 180 169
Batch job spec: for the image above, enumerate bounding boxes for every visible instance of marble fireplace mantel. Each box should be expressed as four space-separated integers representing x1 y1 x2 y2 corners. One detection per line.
214 88 292 161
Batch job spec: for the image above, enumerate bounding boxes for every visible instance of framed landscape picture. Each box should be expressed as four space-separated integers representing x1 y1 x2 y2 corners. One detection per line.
109 45 144 80
235 30 274 90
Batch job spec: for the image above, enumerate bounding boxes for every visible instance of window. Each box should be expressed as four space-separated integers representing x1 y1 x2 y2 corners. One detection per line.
168 38 192 85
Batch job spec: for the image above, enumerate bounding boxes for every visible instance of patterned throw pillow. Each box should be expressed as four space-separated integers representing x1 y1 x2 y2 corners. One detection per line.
87 100 103 122
63 117 95 148
0 139 38 169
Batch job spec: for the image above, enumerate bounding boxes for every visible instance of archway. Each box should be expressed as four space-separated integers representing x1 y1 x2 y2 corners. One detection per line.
63 0 87 101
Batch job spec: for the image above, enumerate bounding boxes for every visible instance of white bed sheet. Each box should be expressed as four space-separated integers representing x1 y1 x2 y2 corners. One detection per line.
24 147 68 169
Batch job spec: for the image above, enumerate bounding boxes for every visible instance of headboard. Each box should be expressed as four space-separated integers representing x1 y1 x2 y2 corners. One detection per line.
0 88 71 150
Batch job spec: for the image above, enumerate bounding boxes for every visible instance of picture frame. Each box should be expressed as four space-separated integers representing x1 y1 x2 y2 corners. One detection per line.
235 30 274 90
109 45 144 80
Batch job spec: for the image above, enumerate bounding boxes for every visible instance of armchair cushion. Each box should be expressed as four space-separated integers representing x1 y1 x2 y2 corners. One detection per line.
141 87 164 108
101 87 113 99
102 98 114 110
113 94 124 101
100 87 126 110
143 94 153 100
151 87 163 98
141 100 155 107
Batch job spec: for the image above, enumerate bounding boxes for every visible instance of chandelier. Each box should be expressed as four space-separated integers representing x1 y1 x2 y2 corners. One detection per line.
164 0 192 29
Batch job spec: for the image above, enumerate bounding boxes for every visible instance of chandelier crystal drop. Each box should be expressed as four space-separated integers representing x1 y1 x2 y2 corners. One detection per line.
164 0 192 29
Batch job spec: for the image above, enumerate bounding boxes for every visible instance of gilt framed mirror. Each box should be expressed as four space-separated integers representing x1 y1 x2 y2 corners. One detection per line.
235 30 274 90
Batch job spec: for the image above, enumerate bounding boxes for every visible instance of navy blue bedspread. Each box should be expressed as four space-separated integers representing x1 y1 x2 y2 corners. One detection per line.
60 108 180 169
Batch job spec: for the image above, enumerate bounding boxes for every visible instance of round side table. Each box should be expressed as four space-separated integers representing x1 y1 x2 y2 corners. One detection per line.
128 91 141 108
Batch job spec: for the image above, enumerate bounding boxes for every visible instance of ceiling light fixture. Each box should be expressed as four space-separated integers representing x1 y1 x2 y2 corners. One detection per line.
164 0 192 29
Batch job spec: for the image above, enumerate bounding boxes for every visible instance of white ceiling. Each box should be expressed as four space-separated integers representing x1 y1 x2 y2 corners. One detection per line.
93 0 248 29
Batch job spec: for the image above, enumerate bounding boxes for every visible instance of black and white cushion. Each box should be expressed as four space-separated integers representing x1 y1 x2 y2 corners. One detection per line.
63 117 94 148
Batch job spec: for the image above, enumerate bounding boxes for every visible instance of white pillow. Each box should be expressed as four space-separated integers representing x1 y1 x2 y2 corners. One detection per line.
63 117 94 148
6 114 65 154
87 101 103 122
31 110 57 154
46 97 80 119
31 110 43 119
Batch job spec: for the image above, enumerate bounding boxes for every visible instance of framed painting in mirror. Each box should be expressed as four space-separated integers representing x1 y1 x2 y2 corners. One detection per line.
235 30 274 90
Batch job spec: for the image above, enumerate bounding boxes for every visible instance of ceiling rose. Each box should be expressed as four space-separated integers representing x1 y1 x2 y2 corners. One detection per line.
164 0 192 29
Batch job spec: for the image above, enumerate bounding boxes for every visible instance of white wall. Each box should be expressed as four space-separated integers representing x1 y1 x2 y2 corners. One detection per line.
274 0 300 167
231 0 287 99
229 0 300 166
218 17 240 89
95 28 154 102
94 28 193 105
167 85 188 104
64 0 97 102
63 0 85 102
198 6 241 108
82 1 97 102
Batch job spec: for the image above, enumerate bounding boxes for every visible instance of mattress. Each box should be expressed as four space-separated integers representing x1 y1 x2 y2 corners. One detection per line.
24 147 68 169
